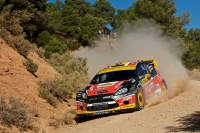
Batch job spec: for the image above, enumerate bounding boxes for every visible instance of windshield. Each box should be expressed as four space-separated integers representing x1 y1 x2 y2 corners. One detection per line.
90 70 135 84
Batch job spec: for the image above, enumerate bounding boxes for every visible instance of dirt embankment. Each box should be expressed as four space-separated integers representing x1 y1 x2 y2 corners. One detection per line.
0 39 76 133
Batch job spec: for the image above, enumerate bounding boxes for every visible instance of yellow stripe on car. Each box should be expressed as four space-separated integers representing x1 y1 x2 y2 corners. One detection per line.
98 66 136 74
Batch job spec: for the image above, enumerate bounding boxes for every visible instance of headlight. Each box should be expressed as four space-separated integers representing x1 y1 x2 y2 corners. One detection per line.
82 93 88 99
114 87 128 95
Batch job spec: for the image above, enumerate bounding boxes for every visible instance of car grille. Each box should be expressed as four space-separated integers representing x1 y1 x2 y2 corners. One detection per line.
86 97 119 111
89 98 114 104
86 103 118 111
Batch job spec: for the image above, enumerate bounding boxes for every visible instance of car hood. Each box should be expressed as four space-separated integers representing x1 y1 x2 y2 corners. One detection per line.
86 80 130 96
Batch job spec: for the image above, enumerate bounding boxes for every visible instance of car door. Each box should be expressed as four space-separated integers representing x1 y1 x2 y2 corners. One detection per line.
136 63 155 98
145 63 163 96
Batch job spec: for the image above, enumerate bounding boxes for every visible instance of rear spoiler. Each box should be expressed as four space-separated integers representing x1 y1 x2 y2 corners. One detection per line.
139 59 158 70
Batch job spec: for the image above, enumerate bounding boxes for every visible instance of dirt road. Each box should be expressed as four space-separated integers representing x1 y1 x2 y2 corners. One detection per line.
58 80 200 133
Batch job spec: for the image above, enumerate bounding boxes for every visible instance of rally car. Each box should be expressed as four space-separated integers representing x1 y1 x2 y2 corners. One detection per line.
76 59 167 117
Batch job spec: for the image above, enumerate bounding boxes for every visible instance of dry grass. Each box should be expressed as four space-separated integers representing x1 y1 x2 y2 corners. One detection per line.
49 112 74 128
69 108 76 115
0 95 38 132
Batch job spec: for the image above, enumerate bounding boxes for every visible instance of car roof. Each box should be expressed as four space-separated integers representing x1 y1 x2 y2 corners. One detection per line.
97 61 138 74
97 59 158 75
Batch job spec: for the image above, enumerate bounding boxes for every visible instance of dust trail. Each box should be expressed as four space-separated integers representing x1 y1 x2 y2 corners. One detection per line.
73 19 189 105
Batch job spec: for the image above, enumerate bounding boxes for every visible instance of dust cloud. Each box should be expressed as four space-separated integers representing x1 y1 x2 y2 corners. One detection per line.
73 19 189 105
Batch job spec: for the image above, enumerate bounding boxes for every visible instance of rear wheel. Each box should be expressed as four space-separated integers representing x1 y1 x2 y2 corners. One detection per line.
161 81 167 91
135 88 145 111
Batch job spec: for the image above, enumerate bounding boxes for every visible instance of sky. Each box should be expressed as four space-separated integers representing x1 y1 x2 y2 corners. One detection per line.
48 0 200 30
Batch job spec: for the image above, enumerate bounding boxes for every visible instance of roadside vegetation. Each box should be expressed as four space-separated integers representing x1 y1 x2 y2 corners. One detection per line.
0 96 38 132
0 0 200 131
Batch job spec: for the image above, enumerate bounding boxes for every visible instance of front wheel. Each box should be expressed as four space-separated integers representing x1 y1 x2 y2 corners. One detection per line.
135 88 145 111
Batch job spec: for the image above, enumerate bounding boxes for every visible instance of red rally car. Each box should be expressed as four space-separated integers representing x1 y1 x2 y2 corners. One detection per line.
76 59 168 117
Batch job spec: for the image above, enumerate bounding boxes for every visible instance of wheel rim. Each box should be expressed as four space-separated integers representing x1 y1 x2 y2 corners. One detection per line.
137 91 144 107
161 82 166 91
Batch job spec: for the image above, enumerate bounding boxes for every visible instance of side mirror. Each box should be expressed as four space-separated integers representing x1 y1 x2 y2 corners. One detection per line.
144 74 151 79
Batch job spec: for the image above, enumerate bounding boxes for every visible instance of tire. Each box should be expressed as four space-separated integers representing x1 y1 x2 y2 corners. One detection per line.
135 88 145 111
161 81 167 91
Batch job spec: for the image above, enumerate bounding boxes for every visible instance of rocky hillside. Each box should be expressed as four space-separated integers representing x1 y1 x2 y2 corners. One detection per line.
0 39 76 133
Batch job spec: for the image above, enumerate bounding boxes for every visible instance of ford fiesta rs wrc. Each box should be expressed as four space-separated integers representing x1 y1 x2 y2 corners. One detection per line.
76 59 167 117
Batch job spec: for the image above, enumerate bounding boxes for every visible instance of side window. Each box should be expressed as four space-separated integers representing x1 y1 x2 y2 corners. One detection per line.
137 63 148 79
101 74 107 82
145 63 157 77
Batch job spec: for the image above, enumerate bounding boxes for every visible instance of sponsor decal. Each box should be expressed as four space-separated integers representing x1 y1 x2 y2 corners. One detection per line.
115 81 123 89
103 96 111 99
98 82 117 87
155 84 160 89
157 76 162 81
97 90 108 93
145 82 154 93
146 64 153 72
89 86 94 91
122 95 132 102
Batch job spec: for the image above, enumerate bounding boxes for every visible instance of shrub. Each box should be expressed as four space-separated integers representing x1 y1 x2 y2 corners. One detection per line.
63 114 73 125
8 35 31 57
0 96 34 131
23 58 38 74
36 31 51 48
0 11 31 58
48 52 90 93
44 38 67 59
38 88 58 107
49 118 62 128
31 44 45 59
65 71 90 93
49 113 73 128
38 78 73 107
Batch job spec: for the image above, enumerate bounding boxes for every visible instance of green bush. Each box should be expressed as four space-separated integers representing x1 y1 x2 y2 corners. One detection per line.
49 52 88 75
0 96 35 131
36 31 51 47
67 41 81 51
65 71 90 93
38 78 73 107
48 52 90 93
44 38 68 59
23 58 38 74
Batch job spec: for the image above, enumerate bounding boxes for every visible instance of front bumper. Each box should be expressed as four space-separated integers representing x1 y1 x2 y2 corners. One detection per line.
77 103 136 116
76 94 136 117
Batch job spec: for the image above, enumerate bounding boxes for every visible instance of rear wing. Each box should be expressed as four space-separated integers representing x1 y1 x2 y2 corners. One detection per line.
139 59 158 70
